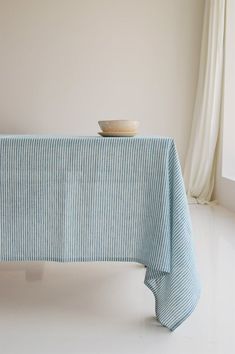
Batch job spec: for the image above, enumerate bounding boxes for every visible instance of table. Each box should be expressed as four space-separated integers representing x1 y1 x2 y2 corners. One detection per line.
0 135 200 330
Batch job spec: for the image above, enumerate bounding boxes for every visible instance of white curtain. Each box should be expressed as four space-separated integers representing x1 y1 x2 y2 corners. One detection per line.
184 0 226 203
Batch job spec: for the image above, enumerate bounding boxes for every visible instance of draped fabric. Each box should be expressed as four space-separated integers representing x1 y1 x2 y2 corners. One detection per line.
0 135 200 330
184 0 226 203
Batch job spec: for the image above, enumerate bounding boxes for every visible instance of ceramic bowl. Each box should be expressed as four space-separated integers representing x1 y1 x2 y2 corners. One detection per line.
98 120 140 133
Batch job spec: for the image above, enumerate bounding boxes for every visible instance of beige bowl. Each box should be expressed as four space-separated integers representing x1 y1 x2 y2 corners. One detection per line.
98 120 140 133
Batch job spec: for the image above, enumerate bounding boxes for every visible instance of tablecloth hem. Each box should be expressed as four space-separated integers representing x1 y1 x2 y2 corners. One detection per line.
0 256 148 264
144 275 201 331
168 290 201 331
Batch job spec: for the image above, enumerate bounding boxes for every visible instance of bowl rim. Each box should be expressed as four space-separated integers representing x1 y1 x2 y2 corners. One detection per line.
98 120 139 123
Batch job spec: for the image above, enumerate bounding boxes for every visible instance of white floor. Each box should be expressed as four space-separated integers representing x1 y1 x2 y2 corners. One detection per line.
0 205 235 354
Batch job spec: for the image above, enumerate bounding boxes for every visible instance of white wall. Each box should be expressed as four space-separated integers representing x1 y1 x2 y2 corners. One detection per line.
0 0 204 163
215 131 235 212
215 0 235 212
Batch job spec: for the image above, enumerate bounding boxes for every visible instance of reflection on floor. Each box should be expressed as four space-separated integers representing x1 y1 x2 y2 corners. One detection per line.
0 205 234 354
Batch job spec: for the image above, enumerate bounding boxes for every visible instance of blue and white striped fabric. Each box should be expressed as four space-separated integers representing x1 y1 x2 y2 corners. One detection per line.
0 135 200 330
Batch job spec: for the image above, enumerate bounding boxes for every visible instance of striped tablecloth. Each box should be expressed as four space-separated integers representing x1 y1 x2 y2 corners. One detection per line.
0 135 200 330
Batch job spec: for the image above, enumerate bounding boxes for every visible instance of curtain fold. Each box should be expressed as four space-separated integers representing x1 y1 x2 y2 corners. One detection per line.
184 0 226 203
